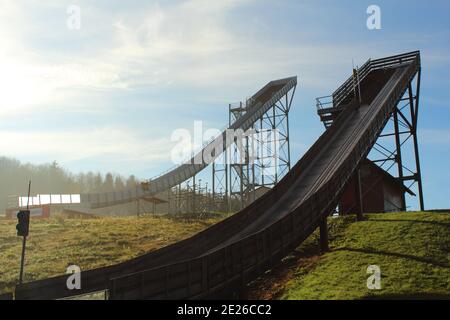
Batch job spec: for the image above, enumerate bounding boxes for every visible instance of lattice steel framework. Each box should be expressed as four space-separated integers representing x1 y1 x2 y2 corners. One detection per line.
316 52 424 212
170 176 196 214
212 152 228 212
366 67 424 211
212 84 296 212
228 101 250 211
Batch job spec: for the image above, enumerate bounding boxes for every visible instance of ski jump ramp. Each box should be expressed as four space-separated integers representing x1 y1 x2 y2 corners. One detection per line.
80 77 297 209
15 51 421 299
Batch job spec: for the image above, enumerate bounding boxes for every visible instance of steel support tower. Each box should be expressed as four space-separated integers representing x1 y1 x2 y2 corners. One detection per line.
316 52 424 211
362 64 424 211
212 84 296 212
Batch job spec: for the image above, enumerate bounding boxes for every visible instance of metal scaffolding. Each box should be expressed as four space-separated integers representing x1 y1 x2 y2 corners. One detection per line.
367 67 424 210
212 84 296 212
143 78 297 216
229 100 252 211
316 52 424 212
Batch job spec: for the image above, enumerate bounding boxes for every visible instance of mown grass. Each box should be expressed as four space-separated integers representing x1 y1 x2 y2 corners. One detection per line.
279 211 450 300
2 211 448 299
0 213 225 295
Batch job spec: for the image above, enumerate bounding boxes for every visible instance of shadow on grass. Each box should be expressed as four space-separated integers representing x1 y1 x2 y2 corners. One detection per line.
335 247 450 269
362 292 450 300
241 238 324 299
426 209 450 214
368 218 450 228
160 211 227 221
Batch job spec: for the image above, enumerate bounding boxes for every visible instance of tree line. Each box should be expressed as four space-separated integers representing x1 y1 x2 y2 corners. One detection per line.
0 156 140 213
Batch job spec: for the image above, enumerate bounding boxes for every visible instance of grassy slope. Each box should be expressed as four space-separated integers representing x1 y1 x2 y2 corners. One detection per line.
1 211 448 299
246 211 450 300
0 214 224 295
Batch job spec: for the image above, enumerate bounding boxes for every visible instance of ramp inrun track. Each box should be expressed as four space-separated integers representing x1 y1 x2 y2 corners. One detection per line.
15 51 421 300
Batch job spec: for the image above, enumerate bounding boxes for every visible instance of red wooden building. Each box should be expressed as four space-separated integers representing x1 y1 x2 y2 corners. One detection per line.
5 205 51 219
339 159 415 214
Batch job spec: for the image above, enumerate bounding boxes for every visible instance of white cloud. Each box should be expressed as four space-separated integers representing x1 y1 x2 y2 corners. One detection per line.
104 1 372 94
0 0 402 117
0 58 131 115
0 127 174 164
0 1 255 115
1 0 448 180
0 2 131 115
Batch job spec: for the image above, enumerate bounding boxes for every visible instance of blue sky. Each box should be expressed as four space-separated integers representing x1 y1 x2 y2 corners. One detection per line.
0 0 449 209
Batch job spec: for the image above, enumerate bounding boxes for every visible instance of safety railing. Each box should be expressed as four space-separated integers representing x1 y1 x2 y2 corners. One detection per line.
329 51 419 110
316 95 333 111
331 58 372 109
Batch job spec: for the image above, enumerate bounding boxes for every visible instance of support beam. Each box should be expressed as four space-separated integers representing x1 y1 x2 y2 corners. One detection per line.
412 132 425 211
362 69 424 212
393 108 406 211
409 78 425 211
354 168 364 221
192 175 196 214
212 148 229 213
212 162 215 203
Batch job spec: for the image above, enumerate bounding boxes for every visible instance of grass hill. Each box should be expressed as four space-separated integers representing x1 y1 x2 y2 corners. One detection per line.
245 211 450 300
1 211 448 299
0 213 225 295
